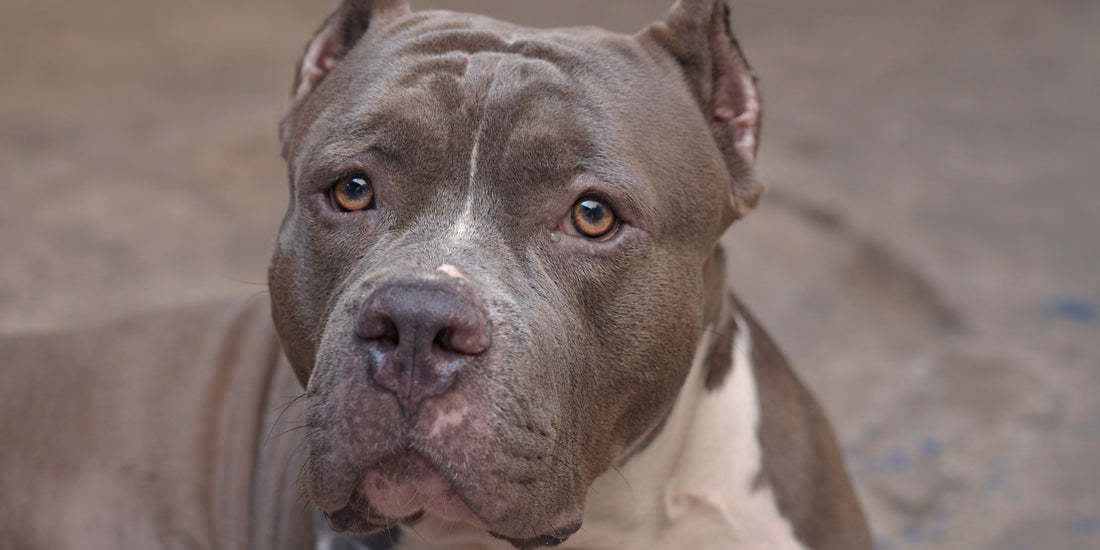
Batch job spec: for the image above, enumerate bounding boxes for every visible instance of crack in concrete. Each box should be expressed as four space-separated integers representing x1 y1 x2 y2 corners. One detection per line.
766 187 968 336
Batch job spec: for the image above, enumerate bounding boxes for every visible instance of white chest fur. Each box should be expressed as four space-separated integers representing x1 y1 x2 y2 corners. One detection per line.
565 314 808 550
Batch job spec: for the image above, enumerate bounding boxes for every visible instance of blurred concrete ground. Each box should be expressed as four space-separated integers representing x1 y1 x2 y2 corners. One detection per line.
1 0 1097 548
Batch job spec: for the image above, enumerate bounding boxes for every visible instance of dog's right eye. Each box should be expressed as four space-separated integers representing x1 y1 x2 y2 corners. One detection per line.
571 197 618 239
331 176 375 212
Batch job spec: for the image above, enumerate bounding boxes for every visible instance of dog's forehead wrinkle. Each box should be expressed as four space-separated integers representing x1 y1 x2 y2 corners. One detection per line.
392 11 607 66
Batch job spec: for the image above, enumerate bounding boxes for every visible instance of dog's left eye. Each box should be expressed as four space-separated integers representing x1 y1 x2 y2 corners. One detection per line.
331 176 375 212
571 197 618 239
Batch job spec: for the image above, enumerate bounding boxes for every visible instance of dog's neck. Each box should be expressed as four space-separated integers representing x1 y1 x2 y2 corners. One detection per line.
566 294 807 550
393 286 806 550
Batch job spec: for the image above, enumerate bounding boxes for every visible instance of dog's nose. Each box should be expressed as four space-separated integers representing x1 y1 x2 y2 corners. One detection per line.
355 283 490 414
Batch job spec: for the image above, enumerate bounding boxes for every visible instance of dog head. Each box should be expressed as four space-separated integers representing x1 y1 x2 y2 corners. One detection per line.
269 0 761 546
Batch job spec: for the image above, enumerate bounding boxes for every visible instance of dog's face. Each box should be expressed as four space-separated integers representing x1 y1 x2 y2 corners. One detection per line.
269 0 761 546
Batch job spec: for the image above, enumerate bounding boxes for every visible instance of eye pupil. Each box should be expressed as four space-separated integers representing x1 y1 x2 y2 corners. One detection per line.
580 200 605 223
344 178 366 198
571 198 616 238
333 176 374 212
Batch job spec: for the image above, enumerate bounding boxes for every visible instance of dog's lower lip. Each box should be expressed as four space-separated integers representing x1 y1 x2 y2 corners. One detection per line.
356 451 486 527
490 521 584 549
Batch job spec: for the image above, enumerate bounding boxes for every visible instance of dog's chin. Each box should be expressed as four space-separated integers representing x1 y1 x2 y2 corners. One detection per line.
356 451 486 528
319 451 584 548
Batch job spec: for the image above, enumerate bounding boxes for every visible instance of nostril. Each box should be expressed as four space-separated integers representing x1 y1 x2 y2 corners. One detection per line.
356 311 400 349
434 318 491 356
379 320 399 348
434 328 454 353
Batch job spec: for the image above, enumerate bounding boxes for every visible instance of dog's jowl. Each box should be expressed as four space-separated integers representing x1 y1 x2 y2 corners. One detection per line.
0 1 872 549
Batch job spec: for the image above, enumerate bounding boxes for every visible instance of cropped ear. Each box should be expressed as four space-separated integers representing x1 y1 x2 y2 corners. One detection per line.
641 0 763 219
281 0 411 155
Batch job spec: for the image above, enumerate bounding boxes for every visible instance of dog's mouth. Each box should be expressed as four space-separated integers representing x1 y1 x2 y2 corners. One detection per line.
318 450 583 547
353 451 484 527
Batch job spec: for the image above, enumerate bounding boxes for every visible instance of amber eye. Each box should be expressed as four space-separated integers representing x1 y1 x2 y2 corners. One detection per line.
332 176 374 212
571 197 617 239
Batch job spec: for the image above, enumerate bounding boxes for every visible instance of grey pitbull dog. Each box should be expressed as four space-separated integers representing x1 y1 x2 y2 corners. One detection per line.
0 0 872 548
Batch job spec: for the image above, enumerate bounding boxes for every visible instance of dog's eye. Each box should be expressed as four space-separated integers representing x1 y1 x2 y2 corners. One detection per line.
571 197 617 239
332 176 375 212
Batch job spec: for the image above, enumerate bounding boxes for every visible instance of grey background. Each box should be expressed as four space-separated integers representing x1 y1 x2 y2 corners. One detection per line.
2 0 1098 548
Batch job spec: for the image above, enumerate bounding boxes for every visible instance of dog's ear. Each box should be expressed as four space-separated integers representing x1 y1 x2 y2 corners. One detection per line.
281 0 411 156
641 0 763 219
